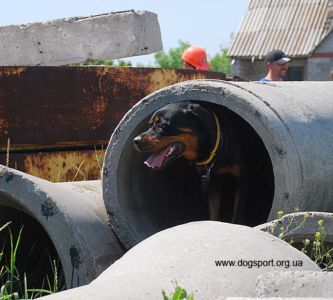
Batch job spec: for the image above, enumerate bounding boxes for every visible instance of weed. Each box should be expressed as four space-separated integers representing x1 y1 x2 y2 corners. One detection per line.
94 144 104 174
300 219 333 271
162 282 194 300
71 160 86 182
272 210 309 243
269 211 333 271
5 138 10 168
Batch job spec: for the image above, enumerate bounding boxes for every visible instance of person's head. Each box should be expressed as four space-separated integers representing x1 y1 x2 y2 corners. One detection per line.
265 49 291 80
181 46 209 71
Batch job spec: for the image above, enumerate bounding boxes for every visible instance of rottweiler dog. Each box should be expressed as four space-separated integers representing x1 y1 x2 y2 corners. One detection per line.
133 101 264 224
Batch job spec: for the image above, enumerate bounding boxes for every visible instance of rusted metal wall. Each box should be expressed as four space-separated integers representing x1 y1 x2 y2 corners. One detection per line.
0 149 105 182
0 66 225 181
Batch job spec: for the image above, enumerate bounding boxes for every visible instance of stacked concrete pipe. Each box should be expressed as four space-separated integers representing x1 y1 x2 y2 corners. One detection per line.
102 80 333 249
0 165 124 289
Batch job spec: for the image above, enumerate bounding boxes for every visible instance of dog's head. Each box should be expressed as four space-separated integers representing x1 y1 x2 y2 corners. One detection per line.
133 102 218 170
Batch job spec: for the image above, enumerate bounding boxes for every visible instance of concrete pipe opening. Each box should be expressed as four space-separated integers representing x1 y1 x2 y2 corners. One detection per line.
0 201 65 290
0 166 124 290
103 80 333 249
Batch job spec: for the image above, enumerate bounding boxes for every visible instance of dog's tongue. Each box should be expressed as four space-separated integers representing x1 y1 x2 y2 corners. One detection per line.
144 147 170 168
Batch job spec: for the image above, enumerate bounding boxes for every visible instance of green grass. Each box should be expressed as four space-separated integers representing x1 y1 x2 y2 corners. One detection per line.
0 223 61 300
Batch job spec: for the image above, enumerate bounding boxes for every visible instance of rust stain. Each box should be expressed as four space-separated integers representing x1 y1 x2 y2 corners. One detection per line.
0 118 9 131
96 67 114 91
23 150 105 182
146 69 223 92
90 95 108 128
147 69 179 91
0 140 108 152
92 96 108 114
95 67 112 77
0 67 26 76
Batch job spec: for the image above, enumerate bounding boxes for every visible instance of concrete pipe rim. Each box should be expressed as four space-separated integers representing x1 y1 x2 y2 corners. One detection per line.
0 166 100 288
256 211 333 245
102 79 296 249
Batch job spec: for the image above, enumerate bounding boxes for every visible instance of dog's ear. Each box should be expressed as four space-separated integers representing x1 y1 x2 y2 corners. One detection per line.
185 103 215 124
185 103 201 115
185 102 218 146
182 103 207 118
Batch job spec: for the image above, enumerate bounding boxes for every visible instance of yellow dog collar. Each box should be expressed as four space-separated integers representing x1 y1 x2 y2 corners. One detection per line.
196 113 221 166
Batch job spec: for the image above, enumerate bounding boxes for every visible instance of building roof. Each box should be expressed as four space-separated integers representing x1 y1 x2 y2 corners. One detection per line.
229 0 333 58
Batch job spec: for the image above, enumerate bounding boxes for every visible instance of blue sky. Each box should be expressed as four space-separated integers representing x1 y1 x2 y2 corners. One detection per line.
0 0 249 65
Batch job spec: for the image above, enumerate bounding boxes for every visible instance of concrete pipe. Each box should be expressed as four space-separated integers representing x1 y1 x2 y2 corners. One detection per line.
0 165 124 289
256 211 333 247
102 80 333 248
39 222 320 300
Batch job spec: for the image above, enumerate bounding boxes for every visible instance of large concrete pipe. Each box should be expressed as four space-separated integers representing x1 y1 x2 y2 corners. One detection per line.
39 222 320 300
0 165 124 289
102 80 333 248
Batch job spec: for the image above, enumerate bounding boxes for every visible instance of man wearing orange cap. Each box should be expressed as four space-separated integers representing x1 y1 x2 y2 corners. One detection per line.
181 46 210 71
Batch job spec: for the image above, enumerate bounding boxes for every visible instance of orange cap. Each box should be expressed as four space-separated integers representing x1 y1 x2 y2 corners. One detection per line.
181 46 209 71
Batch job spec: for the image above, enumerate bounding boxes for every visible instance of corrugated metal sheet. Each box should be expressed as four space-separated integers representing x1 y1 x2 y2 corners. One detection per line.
229 0 332 58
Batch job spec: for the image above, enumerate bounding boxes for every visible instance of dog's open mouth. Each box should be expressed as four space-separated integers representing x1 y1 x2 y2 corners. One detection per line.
144 142 185 170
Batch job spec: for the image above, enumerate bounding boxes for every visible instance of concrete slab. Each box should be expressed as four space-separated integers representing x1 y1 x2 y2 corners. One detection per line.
0 10 162 66
256 271 333 298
